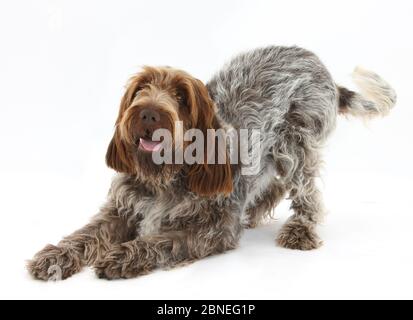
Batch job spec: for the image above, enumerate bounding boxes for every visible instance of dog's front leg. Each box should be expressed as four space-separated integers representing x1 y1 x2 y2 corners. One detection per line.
28 201 136 281
94 220 241 280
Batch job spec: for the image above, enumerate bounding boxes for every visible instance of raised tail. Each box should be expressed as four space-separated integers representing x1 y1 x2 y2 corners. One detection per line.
338 67 397 118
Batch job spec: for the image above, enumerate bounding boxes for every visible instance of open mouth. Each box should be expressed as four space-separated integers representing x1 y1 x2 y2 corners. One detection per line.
138 138 163 152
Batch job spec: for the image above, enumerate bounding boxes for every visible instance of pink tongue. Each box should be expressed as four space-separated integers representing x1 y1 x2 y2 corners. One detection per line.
139 138 162 152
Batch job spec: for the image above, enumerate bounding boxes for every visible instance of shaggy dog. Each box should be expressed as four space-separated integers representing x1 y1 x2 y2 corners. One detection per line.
28 46 396 280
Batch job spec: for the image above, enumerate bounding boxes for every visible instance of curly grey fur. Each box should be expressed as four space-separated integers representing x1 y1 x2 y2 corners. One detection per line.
28 46 396 280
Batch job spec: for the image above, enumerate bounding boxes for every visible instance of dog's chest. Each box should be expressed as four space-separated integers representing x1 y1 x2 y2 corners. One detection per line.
136 193 188 237
137 198 167 237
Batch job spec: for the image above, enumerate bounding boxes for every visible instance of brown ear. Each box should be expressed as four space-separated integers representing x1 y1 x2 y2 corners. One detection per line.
106 129 135 174
105 74 143 174
185 78 233 197
188 159 233 197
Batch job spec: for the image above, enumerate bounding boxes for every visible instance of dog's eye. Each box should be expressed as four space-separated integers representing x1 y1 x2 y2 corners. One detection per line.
134 86 145 97
175 91 187 106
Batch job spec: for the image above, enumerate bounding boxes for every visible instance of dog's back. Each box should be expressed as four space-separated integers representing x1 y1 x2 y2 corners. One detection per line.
208 46 338 137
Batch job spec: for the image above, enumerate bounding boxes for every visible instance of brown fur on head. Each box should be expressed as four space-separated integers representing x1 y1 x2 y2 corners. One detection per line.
106 66 233 197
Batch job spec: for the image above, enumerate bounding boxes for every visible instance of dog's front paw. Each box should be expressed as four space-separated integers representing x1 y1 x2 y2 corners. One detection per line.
94 246 127 280
94 245 151 280
277 218 322 251
27 245 82 281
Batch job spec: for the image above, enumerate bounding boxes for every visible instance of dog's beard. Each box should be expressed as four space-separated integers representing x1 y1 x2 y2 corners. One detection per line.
133 146 182 186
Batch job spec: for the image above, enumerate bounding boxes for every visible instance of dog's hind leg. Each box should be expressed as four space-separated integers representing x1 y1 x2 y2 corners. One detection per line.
277 183 324 250
276 143 325 250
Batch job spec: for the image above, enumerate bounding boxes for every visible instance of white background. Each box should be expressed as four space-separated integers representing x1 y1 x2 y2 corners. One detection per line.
0 0 412 300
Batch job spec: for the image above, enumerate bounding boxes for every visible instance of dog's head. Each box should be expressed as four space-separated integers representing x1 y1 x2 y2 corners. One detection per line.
106 66 232 196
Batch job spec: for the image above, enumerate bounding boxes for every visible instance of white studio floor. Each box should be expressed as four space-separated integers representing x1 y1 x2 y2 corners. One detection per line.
1 169 412 300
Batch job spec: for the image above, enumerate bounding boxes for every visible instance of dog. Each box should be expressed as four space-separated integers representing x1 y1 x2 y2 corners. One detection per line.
28 46 396 280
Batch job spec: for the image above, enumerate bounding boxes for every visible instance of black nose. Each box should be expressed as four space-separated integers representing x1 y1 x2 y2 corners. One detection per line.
139 109 160 124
